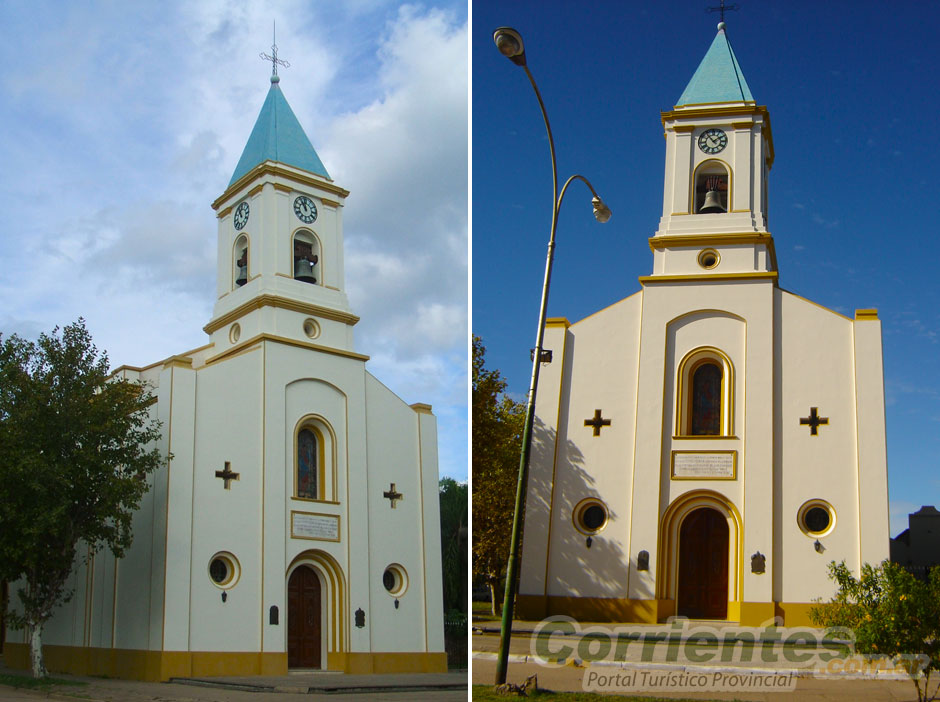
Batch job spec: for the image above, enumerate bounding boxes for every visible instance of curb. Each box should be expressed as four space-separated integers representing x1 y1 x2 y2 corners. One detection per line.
470 651 913 681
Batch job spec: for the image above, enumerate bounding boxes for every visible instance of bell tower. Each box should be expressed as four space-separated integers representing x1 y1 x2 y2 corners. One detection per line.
204 72 359 355
649 22 777 280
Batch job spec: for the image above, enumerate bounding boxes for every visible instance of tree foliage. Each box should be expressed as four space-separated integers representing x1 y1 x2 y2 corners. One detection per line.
439 477 468 615
810 560 940 702
471 336 525 614
0 320 165 676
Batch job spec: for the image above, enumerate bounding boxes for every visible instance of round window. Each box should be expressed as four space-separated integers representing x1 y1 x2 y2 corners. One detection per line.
797 500 836 537
698 249 720 269
229 323 241 344
573 498 609 535
382 564 408 597
302 318 320 339
207 552 240 589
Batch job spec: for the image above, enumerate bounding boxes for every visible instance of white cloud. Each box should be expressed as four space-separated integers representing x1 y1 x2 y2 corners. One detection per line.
0 0 468 480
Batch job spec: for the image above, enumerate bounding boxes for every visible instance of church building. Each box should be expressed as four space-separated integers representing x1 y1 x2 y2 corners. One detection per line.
5 69 446 679
516 23 889 627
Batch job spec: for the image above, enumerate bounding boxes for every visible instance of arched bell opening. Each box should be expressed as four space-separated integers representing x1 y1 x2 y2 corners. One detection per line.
693 160 731 214
233 234 249 288
293 230 321 285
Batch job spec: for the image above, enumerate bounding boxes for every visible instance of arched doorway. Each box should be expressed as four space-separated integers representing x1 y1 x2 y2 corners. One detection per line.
288 565 322 668
677 507 728 619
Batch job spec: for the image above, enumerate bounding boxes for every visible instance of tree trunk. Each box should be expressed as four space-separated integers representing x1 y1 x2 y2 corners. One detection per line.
488 580 503 617
29 623 46 678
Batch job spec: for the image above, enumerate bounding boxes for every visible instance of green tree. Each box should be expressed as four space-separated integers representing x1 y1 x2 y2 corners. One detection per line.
0 320 165 678
439 477 468 616
471 336 524 615
810 560 940 702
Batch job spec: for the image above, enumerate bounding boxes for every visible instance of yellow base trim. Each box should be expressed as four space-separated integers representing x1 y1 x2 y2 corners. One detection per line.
328 652 447 674
516 595 661 624
517 598 819 627
3 644 445 679
738 602 777 626
774 602 818 627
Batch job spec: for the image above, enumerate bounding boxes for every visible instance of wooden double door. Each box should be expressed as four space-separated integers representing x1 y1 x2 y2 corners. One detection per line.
288 566 322 668
676 507 729 620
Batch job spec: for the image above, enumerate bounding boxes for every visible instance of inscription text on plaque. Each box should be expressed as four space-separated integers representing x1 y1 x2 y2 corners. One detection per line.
291 511 341 542
671 451 737 480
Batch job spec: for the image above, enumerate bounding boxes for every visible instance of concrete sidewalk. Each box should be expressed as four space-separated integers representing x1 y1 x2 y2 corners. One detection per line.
472 657 922 701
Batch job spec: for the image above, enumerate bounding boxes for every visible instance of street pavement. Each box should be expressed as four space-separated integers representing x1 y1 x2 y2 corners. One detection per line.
0 661 467 702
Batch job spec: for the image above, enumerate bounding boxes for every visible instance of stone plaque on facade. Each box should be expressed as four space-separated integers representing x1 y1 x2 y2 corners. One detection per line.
671 451 736 480
291 511 341 542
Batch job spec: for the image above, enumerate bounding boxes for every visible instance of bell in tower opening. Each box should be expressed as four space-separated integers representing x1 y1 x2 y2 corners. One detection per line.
695 170 728 214
293 231 320 284
234 236 249 287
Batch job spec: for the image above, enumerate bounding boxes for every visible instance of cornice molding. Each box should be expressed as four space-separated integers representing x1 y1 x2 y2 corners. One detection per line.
205 333 369 366
213 162 351 211
204 294 360 334
639 271 778 285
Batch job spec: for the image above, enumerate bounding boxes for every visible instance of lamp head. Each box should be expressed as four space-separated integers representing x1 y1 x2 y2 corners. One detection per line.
493 27 526 66
592 196 612 223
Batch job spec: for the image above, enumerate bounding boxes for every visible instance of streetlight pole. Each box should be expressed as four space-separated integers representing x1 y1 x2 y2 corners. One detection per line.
492 27 612 686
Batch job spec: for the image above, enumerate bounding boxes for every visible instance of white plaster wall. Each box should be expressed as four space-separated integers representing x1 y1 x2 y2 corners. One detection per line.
630 280 774 602
188 348 264 653
520 322 570 597
541 294 642 600
776 291 861 602
364 374 429 653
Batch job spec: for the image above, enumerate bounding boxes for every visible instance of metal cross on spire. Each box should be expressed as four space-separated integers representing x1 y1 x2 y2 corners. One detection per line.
260 21 290 76
706 0 740 23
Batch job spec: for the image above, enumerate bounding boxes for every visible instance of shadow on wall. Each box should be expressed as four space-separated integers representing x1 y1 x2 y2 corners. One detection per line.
528 415 629 604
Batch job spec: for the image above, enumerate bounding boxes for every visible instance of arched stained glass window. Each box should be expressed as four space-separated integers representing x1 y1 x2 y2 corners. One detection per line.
691 362 722 435
297 428 318 499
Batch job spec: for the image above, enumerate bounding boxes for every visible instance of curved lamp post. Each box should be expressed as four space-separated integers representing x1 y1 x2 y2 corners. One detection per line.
492 26 611 686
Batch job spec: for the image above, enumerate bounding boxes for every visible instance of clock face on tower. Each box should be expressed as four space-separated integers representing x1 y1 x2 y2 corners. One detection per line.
233 202 249 230
293 196 318 224
698 128 728 155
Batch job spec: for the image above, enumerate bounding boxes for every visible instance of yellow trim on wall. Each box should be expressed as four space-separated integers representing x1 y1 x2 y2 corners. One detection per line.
639 272 778 284
2 644 288 681
661 105 774 167
648 233 774 250
410 402 434 414
515 595 661 624
855 308 878 320
286 550 348 655
671 125 696 133
247 184 264 198
205 334 368 367
213 163 350 211
674 346 735 437
272 182 293 193
327 652 447 674
204 293 360 334
545 317 571 328
321 197 340 208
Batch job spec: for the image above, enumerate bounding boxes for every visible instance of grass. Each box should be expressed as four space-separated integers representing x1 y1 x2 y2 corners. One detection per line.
473 600 500 622
472 685 742 701
0 671 88 689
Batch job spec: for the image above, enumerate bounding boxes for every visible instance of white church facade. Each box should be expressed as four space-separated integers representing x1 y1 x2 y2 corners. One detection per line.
5 72 445 679
516 23 889 627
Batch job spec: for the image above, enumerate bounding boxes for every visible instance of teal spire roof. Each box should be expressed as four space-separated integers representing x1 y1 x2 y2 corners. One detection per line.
229 75 329 186
676 23 754 107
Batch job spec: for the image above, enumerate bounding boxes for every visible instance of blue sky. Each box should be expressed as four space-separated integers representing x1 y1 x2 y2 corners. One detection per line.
0 1 467 480
472 1 940 536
